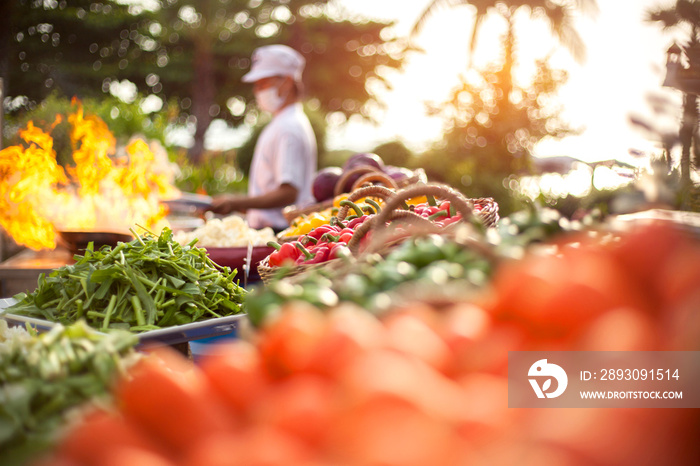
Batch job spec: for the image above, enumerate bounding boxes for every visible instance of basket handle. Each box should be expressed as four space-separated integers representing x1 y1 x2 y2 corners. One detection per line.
350 172 399 192
336 185 396 221
333 165 381 197
471 197 499 228
346 209 439 255
373 183 474 234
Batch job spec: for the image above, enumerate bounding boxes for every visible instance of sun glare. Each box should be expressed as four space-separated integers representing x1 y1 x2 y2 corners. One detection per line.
333 0 672 179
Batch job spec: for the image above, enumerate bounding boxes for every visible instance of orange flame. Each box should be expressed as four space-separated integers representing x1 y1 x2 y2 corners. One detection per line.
0 100 179 250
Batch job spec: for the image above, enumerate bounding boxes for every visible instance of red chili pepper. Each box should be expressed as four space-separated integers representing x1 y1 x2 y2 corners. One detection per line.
329 243 352 260
268 241 302 267
319 232 341 244
305 245 330 264
307 225 339 241
439 201 452 217
428 210 448 221
347 215 369 229
294 242 315 263
301 235 318 246
413 205 431 216
338 231 353 243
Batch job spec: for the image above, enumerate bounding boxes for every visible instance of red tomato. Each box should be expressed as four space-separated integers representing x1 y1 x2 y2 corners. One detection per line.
250 374 338 448
382 311 451 372
328 395 460 466
115 349 235 455
180 428 312 466
55 409 164 466
338 349 463 424
576 306 658 351
199 340 270 416
454 373 512 435
257 303 328 378
489 244 651 343
98 447 176 466
179 433 242 466
657 240 700 311
305 304 385 378
606 221 686 311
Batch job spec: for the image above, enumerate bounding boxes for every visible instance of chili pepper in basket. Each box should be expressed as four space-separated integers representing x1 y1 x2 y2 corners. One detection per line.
304 245 331 264
267 241 302 267
294 242 316 262
307 224 340 241
347 215 369 229
428 210 448 221
329 243 352 260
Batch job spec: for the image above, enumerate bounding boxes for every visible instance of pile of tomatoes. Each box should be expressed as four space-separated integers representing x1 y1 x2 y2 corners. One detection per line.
38 222 700 466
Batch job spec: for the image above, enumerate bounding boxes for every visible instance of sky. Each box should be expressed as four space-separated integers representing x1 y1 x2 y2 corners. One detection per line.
322 0 682 167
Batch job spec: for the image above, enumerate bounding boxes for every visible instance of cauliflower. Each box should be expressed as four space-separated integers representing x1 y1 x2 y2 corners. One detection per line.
173 215 276 248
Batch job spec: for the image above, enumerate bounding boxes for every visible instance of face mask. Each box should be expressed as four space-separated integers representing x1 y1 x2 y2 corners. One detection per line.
254 86 286 113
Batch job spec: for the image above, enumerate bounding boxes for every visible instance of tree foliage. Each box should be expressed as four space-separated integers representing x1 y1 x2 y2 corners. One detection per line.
420 21 574 182
1 0 410 163
0 0 161 108
411 3 588 215
412 0 598 65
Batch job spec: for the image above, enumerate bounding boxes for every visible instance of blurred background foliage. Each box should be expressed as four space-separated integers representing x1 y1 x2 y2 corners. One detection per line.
1 0 698 218
0 0 412 164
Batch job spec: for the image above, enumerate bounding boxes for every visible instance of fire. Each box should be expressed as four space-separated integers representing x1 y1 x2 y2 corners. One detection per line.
0 100 179 250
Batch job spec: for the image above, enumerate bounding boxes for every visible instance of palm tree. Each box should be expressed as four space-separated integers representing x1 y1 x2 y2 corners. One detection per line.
411 0 598 66
648 0 700 190
411 0 597 184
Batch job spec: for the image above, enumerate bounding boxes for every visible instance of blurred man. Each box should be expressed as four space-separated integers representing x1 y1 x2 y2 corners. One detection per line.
209 45 317 232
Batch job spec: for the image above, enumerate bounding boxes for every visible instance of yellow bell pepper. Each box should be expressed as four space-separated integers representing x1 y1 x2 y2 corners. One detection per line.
285 212 330 236
333 194 349 208
406 195 428 206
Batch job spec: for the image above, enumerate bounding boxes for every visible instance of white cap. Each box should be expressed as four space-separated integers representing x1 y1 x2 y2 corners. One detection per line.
242 45 305 83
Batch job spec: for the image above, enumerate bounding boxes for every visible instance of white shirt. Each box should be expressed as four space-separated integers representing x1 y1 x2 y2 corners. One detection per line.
246 103 317 230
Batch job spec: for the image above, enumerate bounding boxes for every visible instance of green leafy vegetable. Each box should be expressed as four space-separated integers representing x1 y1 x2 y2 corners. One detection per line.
7 228 246 332
0 320 138 466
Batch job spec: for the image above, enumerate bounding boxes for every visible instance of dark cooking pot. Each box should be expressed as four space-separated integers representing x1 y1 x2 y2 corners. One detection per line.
58 231 133 254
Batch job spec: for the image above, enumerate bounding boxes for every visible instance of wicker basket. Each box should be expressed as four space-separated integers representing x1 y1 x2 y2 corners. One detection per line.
347 209 441 255
333 166 383 197
260 183 499 284
257 254 336 285
335 185 397 221
472 197 499 228
347 183 499 255
350 171 399 192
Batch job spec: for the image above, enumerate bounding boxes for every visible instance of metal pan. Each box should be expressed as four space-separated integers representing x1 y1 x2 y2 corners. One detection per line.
57 231 133 254
161 192 213 216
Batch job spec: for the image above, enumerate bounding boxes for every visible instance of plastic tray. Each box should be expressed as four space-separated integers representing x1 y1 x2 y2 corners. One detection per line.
0 298 246 347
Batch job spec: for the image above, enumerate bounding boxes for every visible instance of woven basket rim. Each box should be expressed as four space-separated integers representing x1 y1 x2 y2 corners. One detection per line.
257 254 336 285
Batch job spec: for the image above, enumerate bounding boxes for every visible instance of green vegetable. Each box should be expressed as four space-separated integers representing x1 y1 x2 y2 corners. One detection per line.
245 233 494 323
245 206 596 326
7 228 246 333
0 320 138 466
